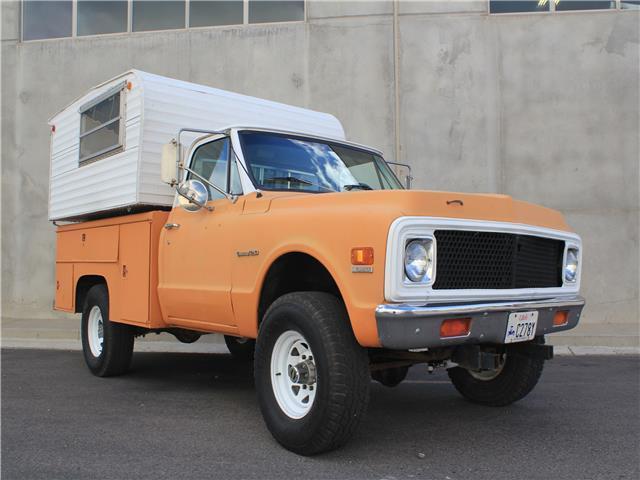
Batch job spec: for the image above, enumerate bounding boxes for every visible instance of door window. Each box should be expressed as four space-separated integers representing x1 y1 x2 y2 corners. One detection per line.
189 137 244 199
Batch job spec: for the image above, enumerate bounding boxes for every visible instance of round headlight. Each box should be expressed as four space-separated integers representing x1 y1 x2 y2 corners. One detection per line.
404 239 434 283
564 248 579 283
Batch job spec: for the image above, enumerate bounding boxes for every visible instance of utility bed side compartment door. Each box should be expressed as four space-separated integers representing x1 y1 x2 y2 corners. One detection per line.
119 221 151 326
57 226 119 262
55 263 74 311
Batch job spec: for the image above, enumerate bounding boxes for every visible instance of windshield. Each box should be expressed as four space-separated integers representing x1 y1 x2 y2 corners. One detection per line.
238 131 403 193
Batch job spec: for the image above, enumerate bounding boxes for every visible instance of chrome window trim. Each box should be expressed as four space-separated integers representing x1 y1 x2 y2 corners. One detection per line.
232 126 383 156
384 216 582 303
79 81 126 112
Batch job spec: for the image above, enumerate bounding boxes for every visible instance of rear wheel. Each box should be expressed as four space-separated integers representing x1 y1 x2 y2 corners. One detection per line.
173 330 201 344
447 350 544 406
254 292 370 455
372 366 409 387
224 335 255 362
81 284 134 377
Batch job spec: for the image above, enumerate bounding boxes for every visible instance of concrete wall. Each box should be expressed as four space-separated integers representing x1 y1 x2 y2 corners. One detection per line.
2 1 638 346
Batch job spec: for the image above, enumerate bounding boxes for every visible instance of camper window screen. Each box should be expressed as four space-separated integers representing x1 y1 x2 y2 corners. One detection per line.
79 88 123 165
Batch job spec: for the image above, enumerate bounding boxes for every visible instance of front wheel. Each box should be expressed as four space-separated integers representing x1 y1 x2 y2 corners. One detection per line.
81 284 134 377
447 350 545 406
254 292 370 455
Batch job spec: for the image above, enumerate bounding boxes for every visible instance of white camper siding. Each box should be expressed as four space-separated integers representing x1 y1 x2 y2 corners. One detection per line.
50 155 139 217
49 74 144 220
136 71 346 205
49 70 347 220
50 108 80 178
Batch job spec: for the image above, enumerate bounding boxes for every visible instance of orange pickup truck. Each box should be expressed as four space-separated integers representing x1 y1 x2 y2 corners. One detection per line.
51 73 584 455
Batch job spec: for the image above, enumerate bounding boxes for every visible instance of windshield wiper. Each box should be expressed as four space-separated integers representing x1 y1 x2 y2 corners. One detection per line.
343 183 373 191
263 176 336 192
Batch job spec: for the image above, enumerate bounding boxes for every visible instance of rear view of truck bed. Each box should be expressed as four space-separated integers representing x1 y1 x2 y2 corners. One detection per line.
55 211 169 328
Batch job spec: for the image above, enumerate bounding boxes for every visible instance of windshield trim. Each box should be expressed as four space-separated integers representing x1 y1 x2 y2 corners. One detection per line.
234 126 383 156
237 129 404 194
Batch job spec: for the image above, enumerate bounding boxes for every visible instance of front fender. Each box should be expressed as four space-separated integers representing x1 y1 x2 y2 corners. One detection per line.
230 236 387 347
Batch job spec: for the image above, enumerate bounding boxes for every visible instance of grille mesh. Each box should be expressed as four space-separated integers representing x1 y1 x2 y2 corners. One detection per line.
432 230 564 290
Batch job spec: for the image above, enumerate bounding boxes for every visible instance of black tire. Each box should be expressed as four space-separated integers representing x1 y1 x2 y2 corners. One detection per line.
224 335 255 362
447 350 544 406
372 366 409 387
254 292 370 455
81 284 134 377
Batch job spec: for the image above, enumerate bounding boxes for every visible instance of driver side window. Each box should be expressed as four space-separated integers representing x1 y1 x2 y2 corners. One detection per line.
189 137 242 200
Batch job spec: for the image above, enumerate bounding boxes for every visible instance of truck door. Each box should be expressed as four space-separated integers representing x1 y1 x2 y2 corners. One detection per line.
158 135 244 332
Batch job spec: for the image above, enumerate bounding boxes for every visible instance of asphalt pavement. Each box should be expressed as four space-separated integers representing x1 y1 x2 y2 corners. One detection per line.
2 348 638 480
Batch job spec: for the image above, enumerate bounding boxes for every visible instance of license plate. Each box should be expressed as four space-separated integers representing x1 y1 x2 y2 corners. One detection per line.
504 311 538 344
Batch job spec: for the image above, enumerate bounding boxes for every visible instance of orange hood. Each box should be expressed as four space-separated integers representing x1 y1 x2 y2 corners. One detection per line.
263 189 572 232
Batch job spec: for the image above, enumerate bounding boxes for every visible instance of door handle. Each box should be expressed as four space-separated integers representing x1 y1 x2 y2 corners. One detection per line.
164 223 180 230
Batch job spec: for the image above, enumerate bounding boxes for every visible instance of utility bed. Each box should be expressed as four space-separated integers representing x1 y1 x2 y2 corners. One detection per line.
55 211 169 328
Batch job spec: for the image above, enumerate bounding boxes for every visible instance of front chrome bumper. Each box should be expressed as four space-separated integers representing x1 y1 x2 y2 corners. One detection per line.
375 296 586 350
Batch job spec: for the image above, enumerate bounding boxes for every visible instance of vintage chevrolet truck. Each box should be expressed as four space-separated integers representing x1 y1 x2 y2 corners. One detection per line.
51 71 584 455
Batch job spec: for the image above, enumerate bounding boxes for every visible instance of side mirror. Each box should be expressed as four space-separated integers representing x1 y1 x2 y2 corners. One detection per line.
161 141 178 185
177 179 209 212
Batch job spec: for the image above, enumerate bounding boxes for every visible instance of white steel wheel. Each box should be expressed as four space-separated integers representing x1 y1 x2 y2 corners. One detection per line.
87 305 104 358
255 292 371 455
270 330 317 419
81 284 134 377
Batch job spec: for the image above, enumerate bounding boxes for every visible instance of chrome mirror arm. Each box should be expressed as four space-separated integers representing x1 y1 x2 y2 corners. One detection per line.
386 161 413 189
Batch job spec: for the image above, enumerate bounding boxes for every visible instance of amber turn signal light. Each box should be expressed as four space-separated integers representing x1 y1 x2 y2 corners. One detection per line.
440 318 471 338
351 247 374 265
553 310 569 327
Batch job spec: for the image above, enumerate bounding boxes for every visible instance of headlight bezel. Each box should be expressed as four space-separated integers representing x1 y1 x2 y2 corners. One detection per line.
404 237 436 285
384 217 582 303
563 246 580 284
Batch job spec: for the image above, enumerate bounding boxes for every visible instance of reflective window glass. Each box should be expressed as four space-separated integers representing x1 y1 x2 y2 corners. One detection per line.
555 0 615 10
189 0 243 27
248 0 304 23
132 0 186 32
190 138 231 199
78 0 128 36
239 131 403 193
621 0 640 9
79 90 123 164
489 1 550 13
23 0 72 40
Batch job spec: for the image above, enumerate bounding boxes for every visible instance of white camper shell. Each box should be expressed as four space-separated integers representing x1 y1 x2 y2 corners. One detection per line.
48 70 346 221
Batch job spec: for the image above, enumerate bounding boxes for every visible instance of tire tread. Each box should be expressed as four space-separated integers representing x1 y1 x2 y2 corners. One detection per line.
81 284 134 377
447 350 544 407
255 292 370 455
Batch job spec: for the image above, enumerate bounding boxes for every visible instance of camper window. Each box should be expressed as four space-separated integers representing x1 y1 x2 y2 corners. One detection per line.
79 86 124 165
